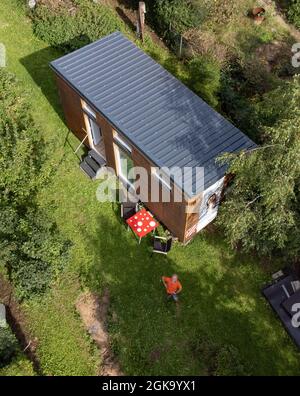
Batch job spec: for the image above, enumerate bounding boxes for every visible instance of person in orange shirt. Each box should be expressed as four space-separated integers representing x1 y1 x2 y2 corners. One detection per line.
162 274 182 302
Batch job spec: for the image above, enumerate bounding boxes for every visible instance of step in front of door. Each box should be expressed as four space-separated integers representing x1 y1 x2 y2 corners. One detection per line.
88 150 106 167
79 160 97 180
79 149 106 180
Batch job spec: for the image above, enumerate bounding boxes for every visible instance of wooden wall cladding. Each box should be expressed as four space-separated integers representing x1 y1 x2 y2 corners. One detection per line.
131 148 188 242
184 194 202 243
55 75 89 146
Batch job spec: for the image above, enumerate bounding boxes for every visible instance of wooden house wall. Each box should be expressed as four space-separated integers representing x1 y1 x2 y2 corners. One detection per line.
55 75 88 145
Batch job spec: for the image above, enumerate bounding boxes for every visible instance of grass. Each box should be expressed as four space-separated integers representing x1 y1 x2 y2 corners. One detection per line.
0 354 35 376
0 0 300 375
26 274 99 376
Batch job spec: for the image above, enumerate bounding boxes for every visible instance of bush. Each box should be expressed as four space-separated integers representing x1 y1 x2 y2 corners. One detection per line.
152 0 206 34
31 0 126 52
0 208 71 300
0 328 18 368
186 56 221 108
144 0 208 51
288 0 300 28
0 69 71 299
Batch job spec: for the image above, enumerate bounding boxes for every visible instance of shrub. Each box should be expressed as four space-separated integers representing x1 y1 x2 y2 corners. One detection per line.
288 0 300 28
0 207 71 300
31 0 126 52
0 328 18 368
0 69 71 299
152 0 206 34
0 70 45 208
144 0 208 51
186 56 221 108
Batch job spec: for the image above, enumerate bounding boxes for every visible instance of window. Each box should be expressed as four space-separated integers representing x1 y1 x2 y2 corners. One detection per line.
152 168 172 191
89 117 102 146
114 134 132 153
114 136 135 189
82 101 102 146
82 102 96 119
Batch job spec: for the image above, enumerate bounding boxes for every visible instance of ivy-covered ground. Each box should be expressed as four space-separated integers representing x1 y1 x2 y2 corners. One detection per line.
0 0 300 375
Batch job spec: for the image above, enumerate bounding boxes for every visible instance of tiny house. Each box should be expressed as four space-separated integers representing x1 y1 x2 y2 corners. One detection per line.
50 32 254 244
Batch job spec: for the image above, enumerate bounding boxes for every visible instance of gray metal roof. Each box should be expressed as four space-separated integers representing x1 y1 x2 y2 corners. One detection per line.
50 31 255 196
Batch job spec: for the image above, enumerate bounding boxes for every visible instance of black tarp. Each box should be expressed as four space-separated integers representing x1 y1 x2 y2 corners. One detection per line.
262 274 300 350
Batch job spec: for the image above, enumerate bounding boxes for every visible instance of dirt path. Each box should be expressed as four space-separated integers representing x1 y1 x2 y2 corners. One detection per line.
76 289 123 376
100 0 168 49
0 275 42 375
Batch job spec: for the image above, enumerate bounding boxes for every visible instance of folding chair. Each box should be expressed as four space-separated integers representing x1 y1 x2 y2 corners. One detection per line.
120 202 138 225
152 236 173 256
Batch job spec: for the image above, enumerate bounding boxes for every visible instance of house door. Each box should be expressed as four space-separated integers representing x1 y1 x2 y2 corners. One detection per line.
82 101 106 159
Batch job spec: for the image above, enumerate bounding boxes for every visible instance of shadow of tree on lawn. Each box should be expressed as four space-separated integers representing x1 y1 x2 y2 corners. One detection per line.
77 212 300 375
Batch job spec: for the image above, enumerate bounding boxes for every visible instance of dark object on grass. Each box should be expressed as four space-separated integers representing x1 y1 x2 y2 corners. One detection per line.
120 201 138 222
262 269 300 350
152 236 173 256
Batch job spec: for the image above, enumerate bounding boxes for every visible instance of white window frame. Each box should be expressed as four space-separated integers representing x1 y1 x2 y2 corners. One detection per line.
114 134 132 153
82 102 97 119
114 143 135 191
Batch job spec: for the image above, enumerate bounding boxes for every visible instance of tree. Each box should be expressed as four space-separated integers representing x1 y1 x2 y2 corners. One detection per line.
217 76 300 258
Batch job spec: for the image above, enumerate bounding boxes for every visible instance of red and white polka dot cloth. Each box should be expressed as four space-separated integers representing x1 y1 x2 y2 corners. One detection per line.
126 208 159 239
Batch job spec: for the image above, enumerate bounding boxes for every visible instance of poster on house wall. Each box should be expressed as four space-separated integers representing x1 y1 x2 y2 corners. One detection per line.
197 177 225 232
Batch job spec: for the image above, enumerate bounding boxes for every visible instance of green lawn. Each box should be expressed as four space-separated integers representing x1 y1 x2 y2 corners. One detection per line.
1 0 300 376
0 354 35 376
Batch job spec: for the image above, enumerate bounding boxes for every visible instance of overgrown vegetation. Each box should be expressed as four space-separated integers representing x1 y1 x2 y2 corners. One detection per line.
186 56 221 107
30 0 126 53
145 0 208 49
288 0 300 28
0 327 18 368
0 69 70 299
